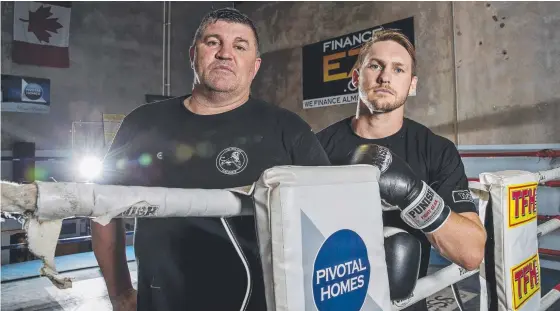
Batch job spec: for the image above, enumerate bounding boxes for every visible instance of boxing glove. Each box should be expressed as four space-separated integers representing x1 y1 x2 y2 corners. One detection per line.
351 144 451 233
384 227 421 301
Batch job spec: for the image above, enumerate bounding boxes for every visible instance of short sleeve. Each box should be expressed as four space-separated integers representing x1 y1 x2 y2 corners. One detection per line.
429 141 477 214
280 110 331 166
290 127 332 166
315 127 335 158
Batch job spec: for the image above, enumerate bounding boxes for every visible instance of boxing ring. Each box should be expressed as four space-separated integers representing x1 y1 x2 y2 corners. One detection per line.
390 162 560 311
1 156 560 310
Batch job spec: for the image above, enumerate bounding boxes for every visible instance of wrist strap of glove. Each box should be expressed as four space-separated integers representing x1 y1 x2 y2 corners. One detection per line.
400 181 451 233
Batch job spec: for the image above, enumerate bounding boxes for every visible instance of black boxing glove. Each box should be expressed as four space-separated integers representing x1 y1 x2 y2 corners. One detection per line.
383 227 422 301
351 144 451 233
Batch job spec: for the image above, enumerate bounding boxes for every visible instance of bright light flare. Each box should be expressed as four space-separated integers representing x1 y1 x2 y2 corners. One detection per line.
78 156 102 180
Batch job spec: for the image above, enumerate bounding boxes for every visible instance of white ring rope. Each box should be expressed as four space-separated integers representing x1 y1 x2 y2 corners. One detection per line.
536 167 560 183
537 215 560 309
2 166 559 308
538 216 560 238
0 180 255 289
539 284 560 311
1 181 254 224
400 168 560 311
391 263 479 310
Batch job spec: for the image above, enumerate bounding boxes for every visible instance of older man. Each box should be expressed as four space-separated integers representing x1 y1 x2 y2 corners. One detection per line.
92 8 330 311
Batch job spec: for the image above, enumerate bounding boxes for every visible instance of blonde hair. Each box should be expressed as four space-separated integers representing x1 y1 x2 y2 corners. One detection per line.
352 29 416 76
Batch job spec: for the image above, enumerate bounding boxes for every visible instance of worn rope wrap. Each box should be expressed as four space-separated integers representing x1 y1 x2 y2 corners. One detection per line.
1 180 253 288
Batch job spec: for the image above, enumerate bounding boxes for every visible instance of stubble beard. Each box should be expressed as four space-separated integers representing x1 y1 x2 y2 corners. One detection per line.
199 71 239 93
359 92 407 115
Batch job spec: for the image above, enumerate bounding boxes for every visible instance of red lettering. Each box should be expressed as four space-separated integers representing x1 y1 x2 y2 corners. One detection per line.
522 189 530 217
512 190 522 218
528 188 536 214
515 269 524 298
530 260 538 288
523 265 530 295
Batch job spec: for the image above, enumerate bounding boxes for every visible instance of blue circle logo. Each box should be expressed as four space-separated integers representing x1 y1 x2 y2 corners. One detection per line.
24 83 43 100
313 229 371 311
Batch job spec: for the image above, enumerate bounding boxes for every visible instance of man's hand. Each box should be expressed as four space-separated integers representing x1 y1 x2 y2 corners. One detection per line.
351 144 451 233
110 288 137 311
351 144 486 270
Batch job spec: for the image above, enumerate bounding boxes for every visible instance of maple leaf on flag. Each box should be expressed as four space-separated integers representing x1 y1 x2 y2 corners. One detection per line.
19 5 63 43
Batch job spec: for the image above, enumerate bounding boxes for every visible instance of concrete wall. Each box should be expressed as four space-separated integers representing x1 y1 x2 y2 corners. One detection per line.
453 1 560 145
1 1 231 151
237 0 560 258
238 1 560 145
3 2 557 149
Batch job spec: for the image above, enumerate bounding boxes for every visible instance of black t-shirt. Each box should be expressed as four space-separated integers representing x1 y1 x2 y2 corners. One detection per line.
101 95 331 311
316 116 476 308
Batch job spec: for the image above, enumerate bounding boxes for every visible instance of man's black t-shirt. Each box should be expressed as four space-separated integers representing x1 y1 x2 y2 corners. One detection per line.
101 95 331 311
316 116 477 310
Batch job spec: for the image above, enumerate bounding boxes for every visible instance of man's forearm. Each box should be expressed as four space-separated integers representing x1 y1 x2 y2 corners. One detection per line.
427 211 487 270
91 219 133 297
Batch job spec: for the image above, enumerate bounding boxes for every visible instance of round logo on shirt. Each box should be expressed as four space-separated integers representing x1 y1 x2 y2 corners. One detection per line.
216 147 248 175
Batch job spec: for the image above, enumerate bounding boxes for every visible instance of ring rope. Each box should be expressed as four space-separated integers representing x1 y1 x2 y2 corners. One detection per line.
393 167 560 310
536 167 560 184
537 216 560 238
1 167 559 309
391 263 479 310
539 284 560 311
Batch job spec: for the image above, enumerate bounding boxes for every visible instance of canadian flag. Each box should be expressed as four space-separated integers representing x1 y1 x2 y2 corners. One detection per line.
12 2 72 68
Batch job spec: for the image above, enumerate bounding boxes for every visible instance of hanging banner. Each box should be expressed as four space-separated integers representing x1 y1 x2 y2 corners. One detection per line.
12 2 72 68
1 74 51 113
301 17 415 109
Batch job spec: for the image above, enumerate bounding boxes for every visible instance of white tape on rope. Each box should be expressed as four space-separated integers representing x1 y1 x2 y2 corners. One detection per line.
1 180 255 289
391 263 479 310
539 284 560 311
34 181 252 225
537 217 560 238
536 167 560 183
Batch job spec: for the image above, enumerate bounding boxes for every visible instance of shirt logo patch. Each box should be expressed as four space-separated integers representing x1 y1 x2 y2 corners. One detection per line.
216 147 248 175
452 190 474 203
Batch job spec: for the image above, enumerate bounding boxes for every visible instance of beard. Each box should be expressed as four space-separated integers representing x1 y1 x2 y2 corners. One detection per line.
359 92 407 115
373 98 405 113
193 60 240 93
198 71 239 93
358 82 409 114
